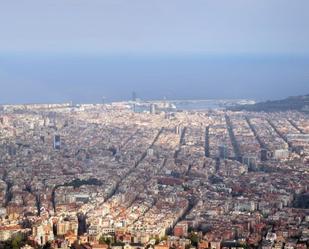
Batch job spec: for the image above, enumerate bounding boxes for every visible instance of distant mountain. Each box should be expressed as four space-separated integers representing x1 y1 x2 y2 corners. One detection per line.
230 94 309 112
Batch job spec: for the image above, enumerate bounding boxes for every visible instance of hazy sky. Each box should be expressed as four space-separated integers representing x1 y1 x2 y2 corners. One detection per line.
0 0 309 103
1 0 309 55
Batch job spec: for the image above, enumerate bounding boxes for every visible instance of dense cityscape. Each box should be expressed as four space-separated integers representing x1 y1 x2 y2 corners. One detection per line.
0 102 308 249
2 0 309 248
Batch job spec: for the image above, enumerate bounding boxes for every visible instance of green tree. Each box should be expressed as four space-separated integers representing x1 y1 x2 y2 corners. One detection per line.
99 235 111 245
11 234 23 249
43 242 52 249
188 232 199 247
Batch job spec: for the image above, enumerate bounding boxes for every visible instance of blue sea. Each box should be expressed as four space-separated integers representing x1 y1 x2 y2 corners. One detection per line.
0 53 308 104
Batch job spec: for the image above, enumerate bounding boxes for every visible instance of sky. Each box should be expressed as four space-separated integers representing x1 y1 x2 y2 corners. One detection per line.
0 0 309 103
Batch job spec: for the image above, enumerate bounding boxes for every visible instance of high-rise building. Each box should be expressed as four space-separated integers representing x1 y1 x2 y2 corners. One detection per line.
260 149 268 161
150 104 156 114
53 135 61 150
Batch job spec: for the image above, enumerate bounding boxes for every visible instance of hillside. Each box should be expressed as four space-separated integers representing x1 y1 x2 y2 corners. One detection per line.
230 94 309 112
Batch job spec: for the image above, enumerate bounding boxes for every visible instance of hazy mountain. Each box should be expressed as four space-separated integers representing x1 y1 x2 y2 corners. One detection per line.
231 94 309 112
